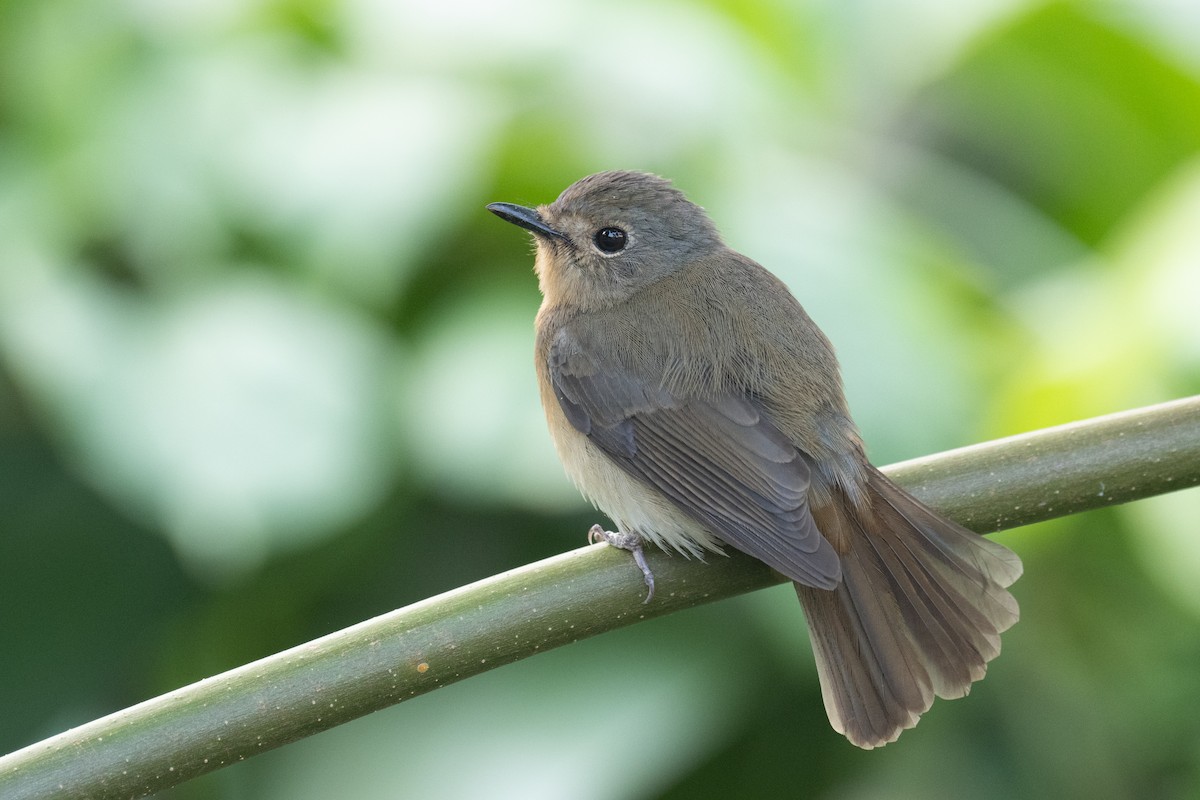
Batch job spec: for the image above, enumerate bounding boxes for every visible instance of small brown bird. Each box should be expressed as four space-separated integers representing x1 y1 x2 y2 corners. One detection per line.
487 171 1021 748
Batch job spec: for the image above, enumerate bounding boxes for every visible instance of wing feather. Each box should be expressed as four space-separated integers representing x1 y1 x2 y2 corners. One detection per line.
550 332 841 589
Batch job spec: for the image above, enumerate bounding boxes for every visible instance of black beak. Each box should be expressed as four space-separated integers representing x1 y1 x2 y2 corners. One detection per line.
486 202 566 241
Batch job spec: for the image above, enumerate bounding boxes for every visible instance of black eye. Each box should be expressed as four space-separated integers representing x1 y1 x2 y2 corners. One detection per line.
593 227 627 253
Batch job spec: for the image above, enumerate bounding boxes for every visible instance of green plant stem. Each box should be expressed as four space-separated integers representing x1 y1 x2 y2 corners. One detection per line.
2 397 1198 799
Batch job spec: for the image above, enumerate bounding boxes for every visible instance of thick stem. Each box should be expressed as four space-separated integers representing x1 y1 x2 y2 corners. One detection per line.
2 397 1198 800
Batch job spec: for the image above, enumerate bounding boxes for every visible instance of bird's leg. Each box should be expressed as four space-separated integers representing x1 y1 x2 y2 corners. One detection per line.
588 524 655 604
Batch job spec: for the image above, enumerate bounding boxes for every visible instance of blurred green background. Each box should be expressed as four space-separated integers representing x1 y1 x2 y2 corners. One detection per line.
2 0 1200 797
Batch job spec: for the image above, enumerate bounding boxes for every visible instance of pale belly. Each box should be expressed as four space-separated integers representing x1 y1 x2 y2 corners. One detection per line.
545 401 725 559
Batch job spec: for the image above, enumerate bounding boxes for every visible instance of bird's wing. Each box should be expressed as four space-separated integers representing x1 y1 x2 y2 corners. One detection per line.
549 330 841 589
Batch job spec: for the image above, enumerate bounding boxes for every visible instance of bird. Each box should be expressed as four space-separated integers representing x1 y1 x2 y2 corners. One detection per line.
486 170 1022 748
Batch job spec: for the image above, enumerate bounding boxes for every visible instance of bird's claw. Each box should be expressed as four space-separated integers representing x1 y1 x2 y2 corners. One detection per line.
587 524 655 603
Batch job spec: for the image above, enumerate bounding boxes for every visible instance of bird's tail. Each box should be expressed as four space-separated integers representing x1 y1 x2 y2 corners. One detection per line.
795 466 1022 748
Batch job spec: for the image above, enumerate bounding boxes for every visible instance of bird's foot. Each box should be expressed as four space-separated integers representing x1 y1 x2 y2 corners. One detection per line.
588 524 655 604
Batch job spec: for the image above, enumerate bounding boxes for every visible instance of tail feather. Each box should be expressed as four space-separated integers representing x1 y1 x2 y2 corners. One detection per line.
797 467 1022 748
